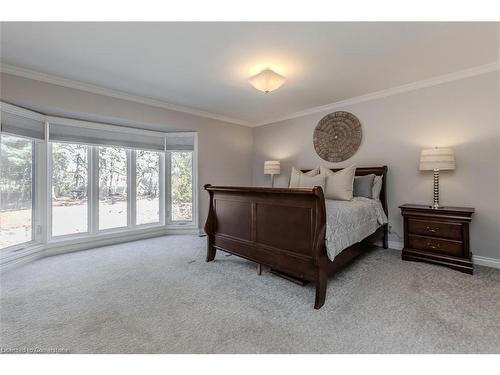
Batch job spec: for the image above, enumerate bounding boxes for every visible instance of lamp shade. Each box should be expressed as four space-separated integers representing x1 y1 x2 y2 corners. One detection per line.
419 148 455 171
264 160 280 175
248 69 286 93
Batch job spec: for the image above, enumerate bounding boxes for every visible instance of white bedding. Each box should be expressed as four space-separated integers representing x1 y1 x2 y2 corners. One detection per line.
325 197 388 261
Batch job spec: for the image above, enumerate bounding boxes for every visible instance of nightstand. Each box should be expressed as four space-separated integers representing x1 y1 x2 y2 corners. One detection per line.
399 204 474 274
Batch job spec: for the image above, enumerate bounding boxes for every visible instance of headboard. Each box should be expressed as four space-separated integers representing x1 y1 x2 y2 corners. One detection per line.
301 166 388 217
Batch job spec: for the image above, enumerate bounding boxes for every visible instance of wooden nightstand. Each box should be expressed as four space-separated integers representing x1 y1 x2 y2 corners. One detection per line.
399 204 474 274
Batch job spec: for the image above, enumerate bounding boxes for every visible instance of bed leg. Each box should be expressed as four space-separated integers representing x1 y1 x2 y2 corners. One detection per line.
206 240 216 262
257 263 262 275
314 270 327 310
383 224 389 249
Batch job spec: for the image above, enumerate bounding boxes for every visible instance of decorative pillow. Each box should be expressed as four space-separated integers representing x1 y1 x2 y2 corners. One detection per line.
372 175 383 200
289 167 320 188
353 174 376 198
297 174 326 190
319 165 356 201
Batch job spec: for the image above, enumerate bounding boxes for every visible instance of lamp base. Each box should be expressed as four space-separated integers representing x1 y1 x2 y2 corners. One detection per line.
431 170 441 210
430 203 442 210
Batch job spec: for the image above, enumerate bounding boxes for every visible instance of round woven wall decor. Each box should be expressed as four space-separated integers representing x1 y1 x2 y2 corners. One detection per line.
313 111 362 162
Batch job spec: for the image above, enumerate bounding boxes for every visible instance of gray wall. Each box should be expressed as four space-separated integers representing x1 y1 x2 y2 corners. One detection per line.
253 71 500 260
2 71 499 261
0 73 254 230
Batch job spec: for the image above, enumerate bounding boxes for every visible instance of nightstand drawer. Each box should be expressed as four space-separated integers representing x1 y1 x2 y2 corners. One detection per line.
407 218 462 240
400 204 474 274
408 234 463 257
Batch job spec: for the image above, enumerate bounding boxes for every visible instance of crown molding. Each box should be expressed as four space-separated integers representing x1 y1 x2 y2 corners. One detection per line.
2 62 498 129
0 64 253 127
254 62 500 127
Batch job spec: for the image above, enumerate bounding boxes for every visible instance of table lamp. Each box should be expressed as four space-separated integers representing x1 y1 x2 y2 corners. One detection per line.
264 160 280 187
419 147 455 209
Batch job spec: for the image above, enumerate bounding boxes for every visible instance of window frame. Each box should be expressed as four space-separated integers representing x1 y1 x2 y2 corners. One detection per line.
0 133 37 251
47 144 171 243
48 141 91 240
165 132 198 229
96 145 130 233
134 149 165 228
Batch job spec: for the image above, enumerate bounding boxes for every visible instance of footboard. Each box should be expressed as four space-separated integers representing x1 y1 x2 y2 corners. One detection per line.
204 185 329 307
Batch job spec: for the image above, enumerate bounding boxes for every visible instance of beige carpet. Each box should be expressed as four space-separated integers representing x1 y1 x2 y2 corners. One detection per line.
1 235 499 353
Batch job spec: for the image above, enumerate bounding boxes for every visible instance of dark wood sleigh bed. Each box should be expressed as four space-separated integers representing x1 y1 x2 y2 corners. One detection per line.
203 166 388 309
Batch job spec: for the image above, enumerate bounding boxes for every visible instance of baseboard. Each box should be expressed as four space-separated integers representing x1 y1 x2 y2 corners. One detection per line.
3 233 499 272
1 243 44 263
385 240 500 270
0 247 45 273
44 229 172 256
388 240 404 250
166 228 200 235
472 255 500 270
1 228 200 272
374 239 404 250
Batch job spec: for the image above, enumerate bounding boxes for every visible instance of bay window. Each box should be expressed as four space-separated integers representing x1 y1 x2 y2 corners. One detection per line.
1 101 197 255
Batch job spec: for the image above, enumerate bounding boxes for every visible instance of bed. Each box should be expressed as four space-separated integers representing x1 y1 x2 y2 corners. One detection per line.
203 166 388 309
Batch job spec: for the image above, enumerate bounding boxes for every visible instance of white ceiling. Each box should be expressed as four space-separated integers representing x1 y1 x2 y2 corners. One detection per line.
1 22 498 126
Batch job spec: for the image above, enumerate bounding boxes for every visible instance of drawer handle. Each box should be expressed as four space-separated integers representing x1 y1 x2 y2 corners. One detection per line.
426 241 441 249
425 226 440 233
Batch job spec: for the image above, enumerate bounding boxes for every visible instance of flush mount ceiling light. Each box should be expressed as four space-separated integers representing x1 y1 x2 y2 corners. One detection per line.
248 69 286 94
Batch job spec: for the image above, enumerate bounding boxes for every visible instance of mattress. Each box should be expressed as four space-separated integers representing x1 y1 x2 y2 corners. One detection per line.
325 197 388 261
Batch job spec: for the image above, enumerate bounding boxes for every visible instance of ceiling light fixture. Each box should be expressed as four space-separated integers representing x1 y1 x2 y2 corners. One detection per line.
248 69 286 94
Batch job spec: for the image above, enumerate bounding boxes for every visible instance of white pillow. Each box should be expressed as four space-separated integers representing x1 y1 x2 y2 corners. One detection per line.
289 167 320 188
297 174 326 190
372 175 383 200
319 165 356 201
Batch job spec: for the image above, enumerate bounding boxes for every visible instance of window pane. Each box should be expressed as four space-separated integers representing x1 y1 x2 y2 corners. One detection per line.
170 151 193 222
136 150 160 225
52 143 88 236
99 146 127 230
0 135 33 248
